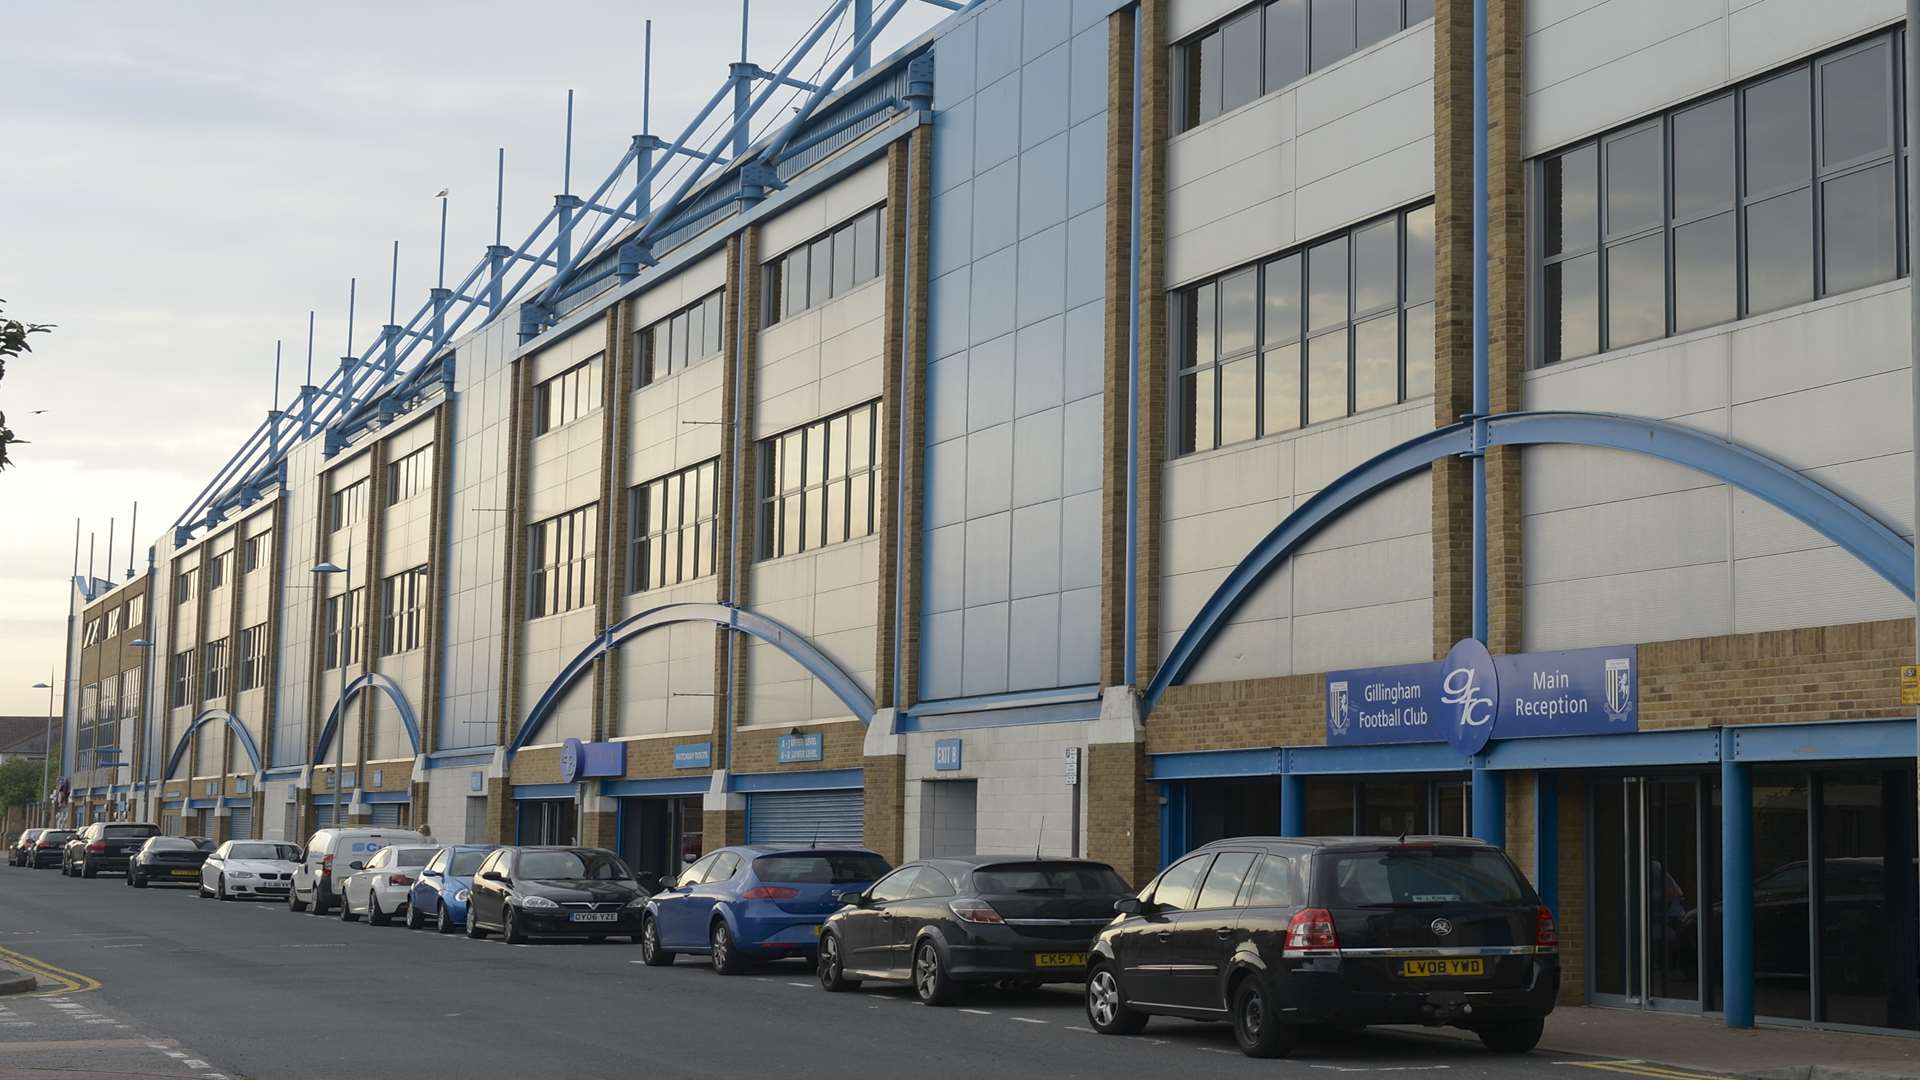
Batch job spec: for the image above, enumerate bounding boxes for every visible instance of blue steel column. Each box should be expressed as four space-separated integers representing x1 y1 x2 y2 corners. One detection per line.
1465 0 1503 849
1534 773 1558 914
1122 3 1143 687
1471 755 1504 847
1721 736 1755 1027
1279 772 1304 837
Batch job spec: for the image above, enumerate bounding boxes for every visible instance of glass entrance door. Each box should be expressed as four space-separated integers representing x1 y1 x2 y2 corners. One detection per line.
1591 776 1704 1011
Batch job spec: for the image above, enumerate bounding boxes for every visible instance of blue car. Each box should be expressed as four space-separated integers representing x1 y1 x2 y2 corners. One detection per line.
639 845 891 974
404 844 496 933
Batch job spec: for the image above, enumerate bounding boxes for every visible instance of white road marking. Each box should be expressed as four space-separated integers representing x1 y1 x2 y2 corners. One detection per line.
184 1059 211 1069
1308 1066 1453 1073
1065 1025 1096 1034
101 943 145 949
165 1051 188 1058
959 1008 993 1015
1010 1017 1047 1024
1198 1047 1239 1055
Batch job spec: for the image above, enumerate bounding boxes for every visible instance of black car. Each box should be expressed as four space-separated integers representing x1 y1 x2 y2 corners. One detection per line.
9 829 43 867
465 846 651 944
818 856 1133 1004
62 822 161 877
26 829 75 869
127 836 214 888
1084 836 1558 1058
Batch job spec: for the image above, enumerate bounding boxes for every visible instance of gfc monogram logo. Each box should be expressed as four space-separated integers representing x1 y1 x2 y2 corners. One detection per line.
1440 639 1498 756
1440 666 1494 730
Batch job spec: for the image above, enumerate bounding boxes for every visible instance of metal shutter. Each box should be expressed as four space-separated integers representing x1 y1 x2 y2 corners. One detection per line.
228 804 252 841
314 801 346 828
369 803 403 828
745 790 863 845
464 797 489 844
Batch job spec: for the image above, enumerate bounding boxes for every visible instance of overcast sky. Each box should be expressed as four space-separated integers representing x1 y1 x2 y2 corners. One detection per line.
0 0 948 715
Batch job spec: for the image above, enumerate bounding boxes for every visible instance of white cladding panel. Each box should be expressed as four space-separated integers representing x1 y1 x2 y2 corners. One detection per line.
901 722 1090 860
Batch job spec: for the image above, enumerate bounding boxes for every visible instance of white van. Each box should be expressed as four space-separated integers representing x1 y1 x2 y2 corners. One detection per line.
289 827 430 916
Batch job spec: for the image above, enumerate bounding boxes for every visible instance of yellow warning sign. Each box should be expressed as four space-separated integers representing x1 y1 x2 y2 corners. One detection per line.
1902 665 1919 707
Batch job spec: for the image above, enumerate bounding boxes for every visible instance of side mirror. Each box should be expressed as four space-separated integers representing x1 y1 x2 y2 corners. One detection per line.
481 870 506 883
348 861 366 871
422 869 442 879
833 889 868 908
291 851 305 863
1113 896 1145 916
634 873 663 893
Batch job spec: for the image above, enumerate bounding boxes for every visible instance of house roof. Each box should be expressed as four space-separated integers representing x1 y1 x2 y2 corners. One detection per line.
0 716 53 757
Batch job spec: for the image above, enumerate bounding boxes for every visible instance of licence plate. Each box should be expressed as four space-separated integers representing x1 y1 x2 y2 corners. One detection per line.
172 870 198 877
1400 958 1484 978
1033 952 1087 969
569 912 618 923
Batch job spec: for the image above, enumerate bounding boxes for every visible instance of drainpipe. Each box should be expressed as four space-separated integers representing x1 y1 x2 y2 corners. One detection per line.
1907 0 1920 1036
1122 3 1144 689
1467 0 1505 850
1721 730 1754 1027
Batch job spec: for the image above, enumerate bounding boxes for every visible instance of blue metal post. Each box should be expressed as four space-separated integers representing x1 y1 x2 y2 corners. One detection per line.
1470 0 1490 644
1279 772 1304 837
733 0 752 160
1721 745 1755 1028
852 0 874 73
303 311 315 438
1534 773 1558 914
1122 4 1143 688
1471 757 1504 847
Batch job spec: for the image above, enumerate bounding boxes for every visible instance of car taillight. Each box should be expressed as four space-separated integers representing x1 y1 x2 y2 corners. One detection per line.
739 886 800 900
947 899 1005 925
1535 906 1557 951
87 842 107 853
320 854 333 878
386 874 413 886
1283 908 1339 953
38 840 55 848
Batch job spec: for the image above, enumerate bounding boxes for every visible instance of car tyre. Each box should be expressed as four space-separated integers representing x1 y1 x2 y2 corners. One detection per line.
217 875 231 901
81 859 97 879
288 887 308 913
502 907 526 945
639 917 675 966
817 931 860 992
1475 1017 1545 1054
912 940 962 1006
1085 964 1148 1036
339 890 359 922
1230 974 1298 1059
437 906 461 935
710 921 745 976
406 899 425 930
369 894 390 927
465 911 488 939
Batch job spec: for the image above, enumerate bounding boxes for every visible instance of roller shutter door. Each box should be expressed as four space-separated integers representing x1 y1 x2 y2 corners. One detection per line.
745 790 863 845
227 804 252 841
369 803 404 828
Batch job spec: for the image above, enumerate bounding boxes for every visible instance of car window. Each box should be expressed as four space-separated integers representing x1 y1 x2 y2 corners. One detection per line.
972 861 1130 895
449 850 490 876
679 853 719 887
392 848 438 867
1241 854 1300 907
1319 847 1529 907
519 849 630 881
752 853 892 884
1148 854 1214 912
105 825 159 839
869 866 924 904
366 848 393 870
1195 851 1258 909
227 843 287 860
147 838 197 853
477 852 503 878
907 867 954 899
425 850 447 873
705 852 742 883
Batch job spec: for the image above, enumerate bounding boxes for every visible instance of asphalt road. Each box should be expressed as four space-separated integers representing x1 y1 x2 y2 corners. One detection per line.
0 864 1704 1080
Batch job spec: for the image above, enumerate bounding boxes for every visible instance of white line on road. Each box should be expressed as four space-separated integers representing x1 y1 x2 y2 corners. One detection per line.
1010 1017 1046 1025
786 982 812 987
1065 1026 1095 1034
184 1059 210 1069
101 943 145 949
959 1008 993 1015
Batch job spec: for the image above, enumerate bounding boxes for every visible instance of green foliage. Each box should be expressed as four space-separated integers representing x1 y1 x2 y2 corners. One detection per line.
0 298 54 471
0 756 50 810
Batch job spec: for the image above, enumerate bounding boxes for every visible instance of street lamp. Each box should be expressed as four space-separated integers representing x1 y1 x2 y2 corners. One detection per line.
313 556 350 839
129 638 155 822
31 677 54 829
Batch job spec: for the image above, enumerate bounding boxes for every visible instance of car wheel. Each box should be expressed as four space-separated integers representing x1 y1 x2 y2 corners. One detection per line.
465 910 487 939
217 875 231 901
502 907 526 945
288 887 308 913
81 859 96 879
1085 964 1148 1035
339 889 359 922
710 921 745 976
639 917 675 966
198 878 211 898
369 894 390 927
405 899 425 930
1230 974 1297 1059
311 887 332 917
437 906 461 935
912 940 962 1006
1475 1017 1545 1054
817 931 860 992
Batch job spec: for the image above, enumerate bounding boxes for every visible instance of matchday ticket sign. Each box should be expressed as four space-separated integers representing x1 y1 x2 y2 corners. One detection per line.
1326 643 1637 750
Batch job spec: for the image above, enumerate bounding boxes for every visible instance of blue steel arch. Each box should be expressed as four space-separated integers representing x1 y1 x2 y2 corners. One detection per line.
161 709 264 782
508 602 876 764
1143 409 1917 711
313 671 423 763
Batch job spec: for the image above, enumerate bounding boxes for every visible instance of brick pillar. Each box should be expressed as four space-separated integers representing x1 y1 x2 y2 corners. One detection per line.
213 809 233 845
1553 775 1587 1005
1088 689 1156 885
1501 772 1537 884
862 709 907 863
485 777 515 844
1130 1 1170 690
1099 3 1140 689
581 808 618 850
410 780 431 837
702 808 745 849
714 228 764 752
1484 0 1527 656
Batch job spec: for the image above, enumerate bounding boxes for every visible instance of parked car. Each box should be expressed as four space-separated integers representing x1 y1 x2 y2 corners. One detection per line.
818 856 1133 1004
62 822 160 877
9 830 43 867
641 845 891 974
1083 836 1559 1058
338 844 439 924
25 829 73 869
200 841 303 901
405 844 496 933
288 827 430 915
466 846 650 944
127 836 214 887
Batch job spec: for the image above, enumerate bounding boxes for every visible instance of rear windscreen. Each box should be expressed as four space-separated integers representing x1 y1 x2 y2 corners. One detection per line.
972 862 1131 895
105 825 159 839
392 848 439 866
1318 848 1529 907
148 839 198 852
752 853 891 884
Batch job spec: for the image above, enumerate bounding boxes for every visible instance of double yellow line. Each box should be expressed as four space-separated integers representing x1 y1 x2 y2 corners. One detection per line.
0 942 101 996
1564 1059 1737 1080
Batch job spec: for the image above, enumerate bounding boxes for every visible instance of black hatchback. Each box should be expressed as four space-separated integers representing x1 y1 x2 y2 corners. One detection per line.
818 856 1133 1005
1085 836 1558 1058
465 846 651 944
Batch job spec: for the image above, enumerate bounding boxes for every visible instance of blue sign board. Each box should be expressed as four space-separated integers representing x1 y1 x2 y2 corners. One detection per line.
561 738 629 782
1326 643 1637 750
933 739 963 771
777 732 824 764
673 742 713 770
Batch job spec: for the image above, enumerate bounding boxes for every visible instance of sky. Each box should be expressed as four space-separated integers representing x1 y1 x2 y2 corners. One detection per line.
0 0 950 715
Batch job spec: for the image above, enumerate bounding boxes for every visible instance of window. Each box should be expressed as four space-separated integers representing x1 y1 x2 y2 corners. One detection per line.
764 206 887 324
208 551 230 591
203 637 228 699
329 478 369 532
126 594 144 629
757 401 881 560
528 504 598 618
105 608 120 639
637 290 724 387
1242 854 1300 907
1174 0 1432 133
1176 202 1432 455
1537 32 1904 365
381 566 428 655
869 866 925 904
323 587 366 669
535 355 604 435
120 667 141 723
386 445 434 505
1316 847 1529 906
171 648 195 708
1147 853 1213 912
629 460 719 593
1196 850 1259 908
175 569 196 606
83 617 101 647
239 623 268 691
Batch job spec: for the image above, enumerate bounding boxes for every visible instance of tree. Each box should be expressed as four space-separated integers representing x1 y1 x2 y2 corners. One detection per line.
0 299 54 470
0 757 50 813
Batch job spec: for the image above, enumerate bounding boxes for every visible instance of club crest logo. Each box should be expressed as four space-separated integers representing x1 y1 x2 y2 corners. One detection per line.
1605 656 1633 722
1441 638 1498 756
1327 681 1351 738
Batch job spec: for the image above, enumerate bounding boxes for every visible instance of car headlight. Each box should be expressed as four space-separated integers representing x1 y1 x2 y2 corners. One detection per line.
228 871 256 879
454 889 471 903
519 895 559 910
624 895 648 909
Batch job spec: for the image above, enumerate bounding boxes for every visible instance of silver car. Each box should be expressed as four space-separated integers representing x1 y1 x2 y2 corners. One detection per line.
200 841 301 900
338 844 440 926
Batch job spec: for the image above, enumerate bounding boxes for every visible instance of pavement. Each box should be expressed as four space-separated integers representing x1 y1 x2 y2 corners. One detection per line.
0 862 1914 1080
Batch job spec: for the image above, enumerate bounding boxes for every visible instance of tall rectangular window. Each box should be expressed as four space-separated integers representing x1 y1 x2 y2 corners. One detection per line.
207 551 229 591
1535 31 1904 364
328 478 369 532
1175 202 1433 456
203 637 228 700
758 402 882 560
172 648 195 708
386 445 434 505
84 617 101 647
323 587 366 669
120 667 141 726
242 530 273 574
105 608 121 639
126 594 144 630
175 570 196 606
637 290 725 387
239 623 269 691
534 355 604 435
528 504 598 618
381 566 429 655
630 460 719 593
763 206 887 324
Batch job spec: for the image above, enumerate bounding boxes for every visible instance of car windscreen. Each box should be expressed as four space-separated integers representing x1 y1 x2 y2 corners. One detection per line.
518 850 631 881
147 838 198 852
752 853 891 885
972 861 1131 895
1318 847 1529 907
105 825 159 839
390 847 438 867
42 831 74 841
450 850 490 875
228 843 298 860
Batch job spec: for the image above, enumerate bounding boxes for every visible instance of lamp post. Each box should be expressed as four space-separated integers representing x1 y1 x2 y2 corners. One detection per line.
128 639 156 822
313 554 351 837
31 677 54 829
